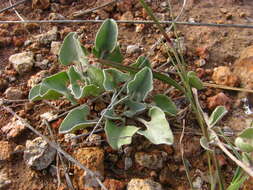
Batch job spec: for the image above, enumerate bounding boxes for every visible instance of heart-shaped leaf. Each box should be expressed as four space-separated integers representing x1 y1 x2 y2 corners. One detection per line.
127 67 153 102
105 120 139 150
131 56 151 69
103 68 129 91
137 106 174 145
94 19 118 58
59 105 97 133
123 99 146 117
29 84 62 101
154 94 177 116
40 71 76 104
59 32 88 66
187 71 203 90
208 106 227 128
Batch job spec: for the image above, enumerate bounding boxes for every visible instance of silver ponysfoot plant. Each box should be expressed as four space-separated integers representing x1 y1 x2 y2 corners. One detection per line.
29 19 179 149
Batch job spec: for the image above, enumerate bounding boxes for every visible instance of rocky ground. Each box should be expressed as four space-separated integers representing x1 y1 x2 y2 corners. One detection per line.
1 0 253 190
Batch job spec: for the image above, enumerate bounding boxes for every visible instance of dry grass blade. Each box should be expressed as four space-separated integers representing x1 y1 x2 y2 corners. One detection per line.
3 105 108 190
72 0 121 17
203 82 253 93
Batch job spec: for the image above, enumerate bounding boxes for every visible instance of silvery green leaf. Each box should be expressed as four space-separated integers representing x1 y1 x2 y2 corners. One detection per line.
138 107 174 145
59 105 96 133
127 67 153 102
59 32 88 66
208 106 227 128
105 120 139 150
154 94 177 116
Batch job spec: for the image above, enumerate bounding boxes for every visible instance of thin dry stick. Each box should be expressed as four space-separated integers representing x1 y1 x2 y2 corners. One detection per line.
192 88 253 178
203 82 253 93
72 0 121 17
0 0 28 14
9 0 24 21
3 105 108 190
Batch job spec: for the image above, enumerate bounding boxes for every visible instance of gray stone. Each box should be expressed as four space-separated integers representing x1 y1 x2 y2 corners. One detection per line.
4 87 23 100
24 137 56 170
127 178 163 190
50 41 61 55
9 51 34 74
34 27 58 45
34 59 49 69
126 45 141 54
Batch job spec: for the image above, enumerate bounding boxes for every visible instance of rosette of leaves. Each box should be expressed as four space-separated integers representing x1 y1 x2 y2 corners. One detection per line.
28 19 177 150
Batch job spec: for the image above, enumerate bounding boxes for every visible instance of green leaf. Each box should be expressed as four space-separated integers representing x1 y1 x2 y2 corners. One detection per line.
95 19 118 58
238 128 253 139
59 32 88 66
87 66 104 89
105 120 139 150
123 99 146 117
41 71 76 104
103 45 123 63
154 94 177 116
103 68 129 91
80 84 101 98
200 136 213 151
59 105 97 133
67 66 84 98
29 84 62 101
127 67 153 102
187 71 203 90
131 56 151 69
235 137 253 152
208 106 227 128
138 106 174 145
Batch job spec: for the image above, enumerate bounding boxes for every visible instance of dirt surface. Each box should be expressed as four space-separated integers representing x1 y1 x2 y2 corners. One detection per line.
1 0 253 190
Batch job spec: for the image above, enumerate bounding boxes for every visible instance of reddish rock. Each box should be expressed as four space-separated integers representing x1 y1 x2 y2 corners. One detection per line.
207 92 231 110
73 147 104 189
103 178 126 190
212 66 238 87
13 37 24 47
195 46 209 59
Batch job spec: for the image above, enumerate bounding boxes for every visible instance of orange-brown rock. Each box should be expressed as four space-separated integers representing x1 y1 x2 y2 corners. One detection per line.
212 66 238 87
73 147 104 189
207 92 231 110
